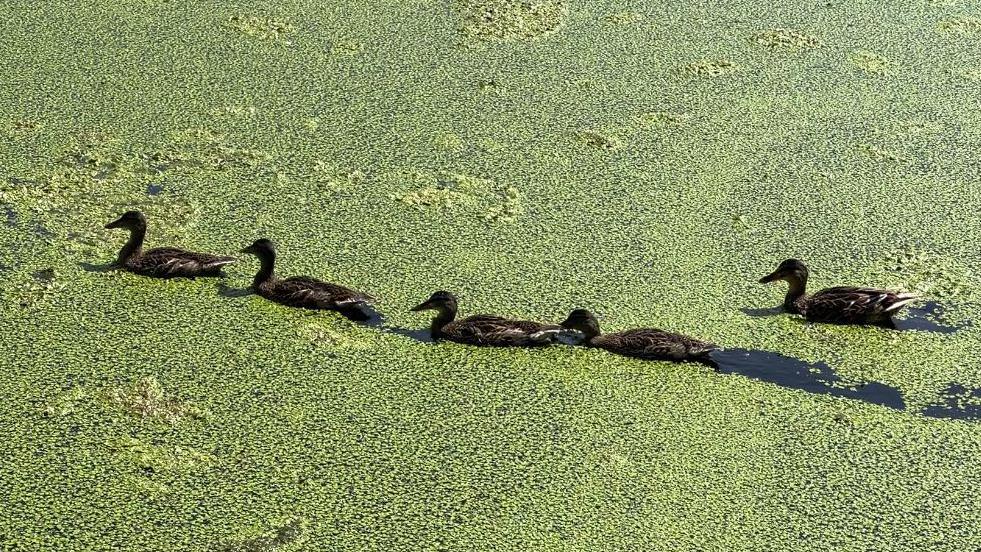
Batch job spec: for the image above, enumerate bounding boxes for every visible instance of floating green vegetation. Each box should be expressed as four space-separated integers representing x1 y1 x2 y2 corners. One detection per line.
684 59 739 77
879 248 972 299
603 11 643 24
5 0 981 550
108 376 210 424
633 110 689 128
221 518 308 552
43 387 88 418
575 129 624 150
145 127 271 173
308 161 366 193
394 170 523 222
753 28 819 49
930 385 981 412
434 132 465 152
959 67 981 80
856 142 906 163
3 267 65 309
6 119 39 135
109 435 213 474
226 15 296 41
327 38 362 56
938 16 981 34
849 49 891 74
455 0 569 42
299 320 374 351
213 105 258 119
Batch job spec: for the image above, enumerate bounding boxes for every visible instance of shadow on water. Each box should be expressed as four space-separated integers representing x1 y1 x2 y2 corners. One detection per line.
739 306 784 318
354 305 434 342
893 301 968 334
921 384 981 421
78 261 117 273
708 348 906 410
216 283 253 298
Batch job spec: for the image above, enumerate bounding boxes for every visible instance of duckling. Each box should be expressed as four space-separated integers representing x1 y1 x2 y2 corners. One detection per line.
559 309 717 362
240 238 374 318
104 210 235 278
410 291 561 346
759 258 919 325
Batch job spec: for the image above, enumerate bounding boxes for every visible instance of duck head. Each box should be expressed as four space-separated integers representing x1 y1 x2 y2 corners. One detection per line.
759 258 809 285
410 290 457 314
559 308 601 340
104 210 146 230
240 238 276 257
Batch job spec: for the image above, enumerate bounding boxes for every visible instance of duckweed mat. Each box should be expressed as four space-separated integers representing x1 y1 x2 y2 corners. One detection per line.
2 0 981 549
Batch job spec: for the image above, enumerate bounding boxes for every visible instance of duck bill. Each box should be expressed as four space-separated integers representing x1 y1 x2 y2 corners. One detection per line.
759 270 783 284
410 300 435 312
104 217 124 229
239 246 254 254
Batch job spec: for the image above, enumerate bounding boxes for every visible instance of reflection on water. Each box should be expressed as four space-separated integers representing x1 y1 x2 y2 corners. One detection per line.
709 348 906 410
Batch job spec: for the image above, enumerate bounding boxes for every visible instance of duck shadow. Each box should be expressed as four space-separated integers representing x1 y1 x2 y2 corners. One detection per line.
921 384 981 421
893 301 967 334
740 305 784 318
216 283 253 298
354 308 434 342
78 261 117 273
708 348 906 411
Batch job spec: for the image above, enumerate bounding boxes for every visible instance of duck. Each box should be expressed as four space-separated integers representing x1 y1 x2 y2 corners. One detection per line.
240 238 375 319
104 210 236 278
759 258 919 325
410 290 562 346
558 309 718 363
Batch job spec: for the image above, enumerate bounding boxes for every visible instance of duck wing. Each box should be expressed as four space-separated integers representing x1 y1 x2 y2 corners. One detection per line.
594 328 717 361
444 315 559 346
803 286 919 323
133 247 236 277
267 276 373 310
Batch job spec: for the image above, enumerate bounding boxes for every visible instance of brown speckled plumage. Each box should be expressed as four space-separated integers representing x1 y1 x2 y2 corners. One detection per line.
411 291 561 346
760 259 918 325
241 238 373 315
559 309 717 362
104 211 235 278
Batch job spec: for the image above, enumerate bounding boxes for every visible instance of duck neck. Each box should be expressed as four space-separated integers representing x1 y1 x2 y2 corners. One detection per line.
784 274 807 314
581 322 602 345
252 250 276 288
430 305 457 337
117 224 146 264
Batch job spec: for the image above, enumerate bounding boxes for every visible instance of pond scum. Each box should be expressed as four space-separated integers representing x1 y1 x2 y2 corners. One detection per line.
2 0 981 550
